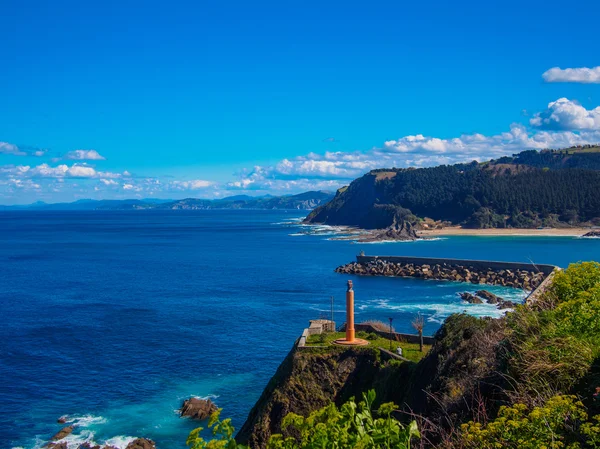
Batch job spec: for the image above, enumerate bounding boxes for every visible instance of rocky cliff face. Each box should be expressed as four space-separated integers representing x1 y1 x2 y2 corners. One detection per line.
237 315 510 448
236 346 414 448
304 173 412 229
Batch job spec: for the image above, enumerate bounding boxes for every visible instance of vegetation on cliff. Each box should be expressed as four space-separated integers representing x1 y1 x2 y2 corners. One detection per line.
305 147 600 229
188 391 419 449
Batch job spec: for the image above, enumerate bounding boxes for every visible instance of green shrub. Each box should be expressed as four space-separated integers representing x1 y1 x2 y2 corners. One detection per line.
551 262 600 304
460 395 600 448
268 390 419 449
186 391 419 449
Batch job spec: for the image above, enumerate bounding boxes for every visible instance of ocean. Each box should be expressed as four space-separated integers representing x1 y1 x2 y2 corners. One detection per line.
1 210 598 449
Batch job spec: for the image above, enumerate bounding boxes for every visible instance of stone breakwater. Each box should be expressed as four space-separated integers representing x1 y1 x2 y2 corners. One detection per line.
335 259 546 290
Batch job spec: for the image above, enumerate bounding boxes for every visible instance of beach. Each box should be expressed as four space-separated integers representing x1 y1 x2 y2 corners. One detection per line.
419 227 590 237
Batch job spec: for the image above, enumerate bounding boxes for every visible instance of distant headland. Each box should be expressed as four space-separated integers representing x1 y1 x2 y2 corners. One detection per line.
304 146 600 241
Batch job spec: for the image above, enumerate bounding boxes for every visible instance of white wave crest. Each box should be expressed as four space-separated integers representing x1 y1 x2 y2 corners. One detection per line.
64 414 107 427
103 435 137 449
371 298 509 323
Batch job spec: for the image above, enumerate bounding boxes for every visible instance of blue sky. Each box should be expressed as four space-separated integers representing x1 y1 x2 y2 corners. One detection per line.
1 0 600 204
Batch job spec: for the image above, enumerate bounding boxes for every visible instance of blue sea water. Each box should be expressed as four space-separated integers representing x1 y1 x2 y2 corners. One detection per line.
0 210 598 449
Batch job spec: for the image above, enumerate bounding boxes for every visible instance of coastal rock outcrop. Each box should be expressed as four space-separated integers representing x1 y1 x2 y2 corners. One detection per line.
125 438 156 449
583 231 600 238
50 426 74 441
335 259 547 290
78 443 101 449
459 290 517 310
180 397 218 420
475 290 501 304
47 443 68 449
460 292 483 304
355 219 418 242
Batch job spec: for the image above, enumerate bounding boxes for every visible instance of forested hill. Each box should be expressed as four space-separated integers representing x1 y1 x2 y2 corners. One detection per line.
304 147 600 229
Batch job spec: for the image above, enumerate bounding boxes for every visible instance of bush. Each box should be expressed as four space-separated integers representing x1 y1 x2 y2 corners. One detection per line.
460 395 600 448
268 390 419 449
187 391 420 449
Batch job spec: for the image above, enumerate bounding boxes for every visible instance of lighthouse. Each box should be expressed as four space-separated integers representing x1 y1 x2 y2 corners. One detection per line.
334 280 369 346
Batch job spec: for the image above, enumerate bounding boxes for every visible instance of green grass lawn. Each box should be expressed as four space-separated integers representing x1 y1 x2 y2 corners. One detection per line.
305 331 431 363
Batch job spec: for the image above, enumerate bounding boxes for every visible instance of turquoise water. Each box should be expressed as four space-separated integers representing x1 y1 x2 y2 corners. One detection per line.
0 210 598 448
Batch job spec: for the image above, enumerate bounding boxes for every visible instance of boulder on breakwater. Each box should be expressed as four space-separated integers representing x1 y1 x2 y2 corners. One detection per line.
180 397 218 421
335 259 546 290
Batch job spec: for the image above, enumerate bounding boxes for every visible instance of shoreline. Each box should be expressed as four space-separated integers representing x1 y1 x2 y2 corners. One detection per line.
418 227 589 237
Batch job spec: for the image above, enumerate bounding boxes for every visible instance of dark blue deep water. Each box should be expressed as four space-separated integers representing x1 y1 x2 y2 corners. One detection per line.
1 210 598 449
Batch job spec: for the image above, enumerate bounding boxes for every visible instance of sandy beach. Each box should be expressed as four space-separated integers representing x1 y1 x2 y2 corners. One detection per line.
418 227 590 237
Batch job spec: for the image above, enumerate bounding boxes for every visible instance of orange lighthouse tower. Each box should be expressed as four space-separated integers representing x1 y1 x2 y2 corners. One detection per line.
334 280 369 346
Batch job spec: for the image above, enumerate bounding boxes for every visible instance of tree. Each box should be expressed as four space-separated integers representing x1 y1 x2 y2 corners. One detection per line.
412 313 425 352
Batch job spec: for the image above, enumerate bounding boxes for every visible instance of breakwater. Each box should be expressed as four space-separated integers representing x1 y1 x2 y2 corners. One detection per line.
336 255 558 291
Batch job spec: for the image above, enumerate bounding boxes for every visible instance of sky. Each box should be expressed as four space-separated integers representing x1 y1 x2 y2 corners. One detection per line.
1 0 600 204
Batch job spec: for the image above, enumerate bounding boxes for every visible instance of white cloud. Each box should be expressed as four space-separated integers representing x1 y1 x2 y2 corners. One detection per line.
543 66 600 84
0 142 26 156
64 150 106 160
7 163 125 179
100 179 118 186
67 165 97 177
9 179 41 189
171 179 213 190
530 98 600 131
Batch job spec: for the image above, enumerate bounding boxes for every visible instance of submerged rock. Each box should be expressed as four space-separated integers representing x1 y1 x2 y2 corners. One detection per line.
180 397 218 420
78 443 101 449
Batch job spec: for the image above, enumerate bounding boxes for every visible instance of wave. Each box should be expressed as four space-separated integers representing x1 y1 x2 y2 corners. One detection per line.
103 436 137 449
366 298 510 323
62 414 107 427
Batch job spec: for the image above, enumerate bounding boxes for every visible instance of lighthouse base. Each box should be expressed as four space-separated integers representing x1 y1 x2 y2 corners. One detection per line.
332 338 369 346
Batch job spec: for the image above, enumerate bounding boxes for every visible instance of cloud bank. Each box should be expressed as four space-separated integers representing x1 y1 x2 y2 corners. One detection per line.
542 66 600 84
2 96 600 203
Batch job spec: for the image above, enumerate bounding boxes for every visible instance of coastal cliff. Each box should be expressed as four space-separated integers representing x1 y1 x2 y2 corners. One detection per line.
237 262 600 448
237 315 510 448
304 147 600 230
236 345 415 448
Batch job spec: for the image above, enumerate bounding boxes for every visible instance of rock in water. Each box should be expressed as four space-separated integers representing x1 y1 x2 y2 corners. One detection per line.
47 443 67 449
180 397 218 420
475 290 503 305
125 438 156 449
460 292 483 304
50 426 74 441
79 443 101 449
583 231 600 238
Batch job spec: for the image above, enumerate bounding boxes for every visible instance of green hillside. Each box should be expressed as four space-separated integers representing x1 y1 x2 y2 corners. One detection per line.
305 148 600 229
